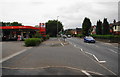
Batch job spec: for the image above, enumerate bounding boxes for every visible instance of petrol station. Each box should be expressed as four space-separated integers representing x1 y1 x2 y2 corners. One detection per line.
0 23 46 41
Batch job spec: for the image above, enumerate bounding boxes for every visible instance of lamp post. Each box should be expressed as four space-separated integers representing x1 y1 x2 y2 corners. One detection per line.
57 16 59 38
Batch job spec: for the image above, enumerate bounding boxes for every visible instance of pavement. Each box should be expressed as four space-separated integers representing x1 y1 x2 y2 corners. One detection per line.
0 38 118 76
1 41 32 59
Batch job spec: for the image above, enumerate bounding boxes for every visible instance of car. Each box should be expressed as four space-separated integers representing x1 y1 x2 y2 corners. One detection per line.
67 35 71 38
84 36 95 43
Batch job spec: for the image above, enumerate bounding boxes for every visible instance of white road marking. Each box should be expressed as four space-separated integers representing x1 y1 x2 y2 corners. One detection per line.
60 43 64 46
2 65 103 76
74 45 76 47
81 70 92 77
95 45 99 48
0 47 32 63
84 51 93 56
104 43 112 45
80 48 83 51
82 51 116 75
86 43 99 48
114 47 118 49
87 70 103 75
108 49 117 54
67 40 106 63
58 38 65 46
92 55 106 63
67 39 116 75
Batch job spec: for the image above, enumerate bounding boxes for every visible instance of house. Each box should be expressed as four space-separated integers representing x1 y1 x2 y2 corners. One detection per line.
91 25 96 34
76 28 82 34
91 21 120 35
113 21 120 35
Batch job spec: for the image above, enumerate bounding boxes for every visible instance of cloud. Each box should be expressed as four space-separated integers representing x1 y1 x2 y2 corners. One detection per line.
0 0 119 29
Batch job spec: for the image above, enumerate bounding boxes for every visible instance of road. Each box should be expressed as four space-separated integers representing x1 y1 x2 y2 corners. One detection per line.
66 37 118 75
1 38 118 76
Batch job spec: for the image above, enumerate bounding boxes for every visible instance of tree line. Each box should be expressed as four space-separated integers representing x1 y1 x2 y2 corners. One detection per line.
1 22 22 26
82 17 113 36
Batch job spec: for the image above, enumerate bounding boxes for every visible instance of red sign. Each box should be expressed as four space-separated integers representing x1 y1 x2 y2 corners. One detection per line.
39 23 46 36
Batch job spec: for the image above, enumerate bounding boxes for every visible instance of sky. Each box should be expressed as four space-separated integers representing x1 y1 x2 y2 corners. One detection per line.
0 0 119 29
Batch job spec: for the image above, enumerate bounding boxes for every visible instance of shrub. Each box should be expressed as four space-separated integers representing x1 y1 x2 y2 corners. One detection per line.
76 34 83 38
24 38 42 46
32 32 42 38
91 35 114 39
91 34 120 42
45 35 50 39
42 35 50 41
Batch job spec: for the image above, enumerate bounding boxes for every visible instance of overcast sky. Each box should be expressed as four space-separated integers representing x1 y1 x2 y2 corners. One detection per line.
0 0 119 29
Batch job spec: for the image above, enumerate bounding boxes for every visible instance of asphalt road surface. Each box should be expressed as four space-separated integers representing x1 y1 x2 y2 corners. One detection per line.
1 38 119 76
66 37 118 75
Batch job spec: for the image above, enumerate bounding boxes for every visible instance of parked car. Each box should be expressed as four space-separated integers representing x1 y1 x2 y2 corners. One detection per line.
2 35 9 41
67 35 71 38
84 36 95 43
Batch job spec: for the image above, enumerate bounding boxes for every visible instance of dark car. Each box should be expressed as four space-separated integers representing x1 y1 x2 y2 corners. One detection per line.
84 36 95 43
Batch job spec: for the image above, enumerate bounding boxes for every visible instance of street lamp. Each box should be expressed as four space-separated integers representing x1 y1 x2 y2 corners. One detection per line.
57 16 59 38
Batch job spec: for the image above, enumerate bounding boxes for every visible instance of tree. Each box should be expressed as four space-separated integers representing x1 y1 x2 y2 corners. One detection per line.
102 18 110 35
1 22 22 26
11 22 22 26
46 20 63 37
96 20 102 35
1 22 6 26
34 25 39 28
82 17 92 36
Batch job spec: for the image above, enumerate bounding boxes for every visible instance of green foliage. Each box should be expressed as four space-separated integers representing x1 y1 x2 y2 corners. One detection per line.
33 32 42 38
76 34 83 38
102 18 110 35
46 20 63 37
1 22 22 26
91 34 120 43
96 20 102 35
42 35 50 41
82 17 92 36
11 22 22 26
24 38 42 46
45 35 50 39
91 34 120 39
91 35 113 39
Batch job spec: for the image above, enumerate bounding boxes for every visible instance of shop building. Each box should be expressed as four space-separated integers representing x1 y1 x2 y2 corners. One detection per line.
0 23 46 41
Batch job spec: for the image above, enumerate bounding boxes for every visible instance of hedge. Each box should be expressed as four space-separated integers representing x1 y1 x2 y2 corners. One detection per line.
24 38 42 46
90 34 120 39
91 34 120 43
76 34 84 38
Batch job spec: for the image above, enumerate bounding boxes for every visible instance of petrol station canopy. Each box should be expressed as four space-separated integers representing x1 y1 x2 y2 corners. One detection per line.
0 26 40 30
